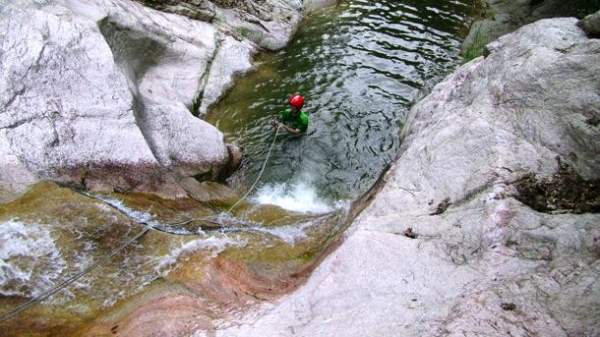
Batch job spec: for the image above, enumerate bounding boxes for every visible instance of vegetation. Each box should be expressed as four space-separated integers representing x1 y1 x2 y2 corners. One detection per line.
463 26 487 62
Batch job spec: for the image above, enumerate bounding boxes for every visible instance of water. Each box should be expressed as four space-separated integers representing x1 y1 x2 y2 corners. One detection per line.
207 0 476 208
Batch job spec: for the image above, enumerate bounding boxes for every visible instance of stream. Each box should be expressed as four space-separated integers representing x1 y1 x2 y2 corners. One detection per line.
0 1 478 335
208 0 476 211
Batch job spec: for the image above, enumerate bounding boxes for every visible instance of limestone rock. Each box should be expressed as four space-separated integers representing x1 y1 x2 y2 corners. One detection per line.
0 0 229 199
211 17 600 337
199 36 255 115
462 0 599 59
137 0 304 51
134 0 216 21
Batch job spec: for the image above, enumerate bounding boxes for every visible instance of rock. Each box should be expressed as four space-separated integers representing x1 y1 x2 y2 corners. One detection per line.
134 0 216 21
579 10 600 37
210 17 600 337
462 0 600 60
138 0 303 50
178 177 239 206
199 36 255 115
0 0 235 199
0 0 312 200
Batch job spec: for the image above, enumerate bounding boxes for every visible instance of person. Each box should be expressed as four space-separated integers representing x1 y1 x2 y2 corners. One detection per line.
271 94 309 136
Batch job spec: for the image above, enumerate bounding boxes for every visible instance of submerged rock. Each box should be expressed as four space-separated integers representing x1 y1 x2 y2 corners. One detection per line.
211 17 600 337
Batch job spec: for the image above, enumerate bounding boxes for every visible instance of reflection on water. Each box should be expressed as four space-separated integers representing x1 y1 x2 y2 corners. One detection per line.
207 0 476 206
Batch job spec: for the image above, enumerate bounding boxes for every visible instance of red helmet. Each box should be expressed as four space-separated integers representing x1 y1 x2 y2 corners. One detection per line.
288 95 305 109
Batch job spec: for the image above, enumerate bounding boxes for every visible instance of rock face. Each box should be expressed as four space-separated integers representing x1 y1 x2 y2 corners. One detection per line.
211 18 600 337
136 0 303 50
0 0 303 201
463 0 599 59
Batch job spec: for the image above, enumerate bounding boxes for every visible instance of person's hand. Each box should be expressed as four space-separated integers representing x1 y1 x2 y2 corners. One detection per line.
271 119 280 128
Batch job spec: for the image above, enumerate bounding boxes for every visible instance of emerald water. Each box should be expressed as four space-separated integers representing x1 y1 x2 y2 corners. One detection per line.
207 0 476 209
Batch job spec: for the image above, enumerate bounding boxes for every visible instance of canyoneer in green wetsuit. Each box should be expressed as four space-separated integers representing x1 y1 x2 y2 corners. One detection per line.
271 94 309 136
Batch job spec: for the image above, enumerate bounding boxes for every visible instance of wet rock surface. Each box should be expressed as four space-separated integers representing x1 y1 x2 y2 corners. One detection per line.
0 181 350 336
211 17 600 337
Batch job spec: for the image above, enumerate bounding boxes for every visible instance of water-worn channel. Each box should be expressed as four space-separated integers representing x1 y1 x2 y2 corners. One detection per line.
208 0 476 211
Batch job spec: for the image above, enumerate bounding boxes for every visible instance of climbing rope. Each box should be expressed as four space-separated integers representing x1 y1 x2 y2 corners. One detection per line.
167 125 281 229
227 125 280 213
0 126 282 322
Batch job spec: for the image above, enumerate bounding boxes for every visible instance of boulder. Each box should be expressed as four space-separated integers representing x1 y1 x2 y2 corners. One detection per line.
462 0 600 60
199 36 255 114
211 17 600 337
133 0 217 21
0 0 277 200
579 9 600 37
137 0 303 51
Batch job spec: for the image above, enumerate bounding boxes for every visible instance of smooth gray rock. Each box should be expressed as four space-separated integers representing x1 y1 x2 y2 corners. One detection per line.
0 0 306 201
462 0 600 59
199 36 254 115
0 0 232 199
0 0 308 200
579 10 600 37
137 0 303 51
132 0 216 21
212 18 600 337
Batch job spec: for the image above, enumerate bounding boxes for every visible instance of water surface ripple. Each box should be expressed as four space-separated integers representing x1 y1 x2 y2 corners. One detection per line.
207 0 475 204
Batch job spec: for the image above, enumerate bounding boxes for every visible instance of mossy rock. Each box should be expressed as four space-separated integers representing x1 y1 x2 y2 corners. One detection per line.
0 182 210 336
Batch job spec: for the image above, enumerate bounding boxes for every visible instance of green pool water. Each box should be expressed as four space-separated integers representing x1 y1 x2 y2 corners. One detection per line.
207 0 477 207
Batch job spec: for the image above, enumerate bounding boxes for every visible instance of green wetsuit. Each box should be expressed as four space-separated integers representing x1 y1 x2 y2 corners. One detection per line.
280 108 309 133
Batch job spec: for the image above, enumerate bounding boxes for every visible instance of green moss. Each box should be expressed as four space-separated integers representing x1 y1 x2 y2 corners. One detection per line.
463 27 487 62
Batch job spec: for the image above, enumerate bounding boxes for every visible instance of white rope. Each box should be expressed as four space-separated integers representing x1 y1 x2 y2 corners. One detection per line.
227 125 281 213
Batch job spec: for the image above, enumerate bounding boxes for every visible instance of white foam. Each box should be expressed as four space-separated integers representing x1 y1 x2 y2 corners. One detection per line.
92 195 162 228
246 224 310 244
0 220 66 298
155 236 245 276
209 213 310 244
253 182 334 214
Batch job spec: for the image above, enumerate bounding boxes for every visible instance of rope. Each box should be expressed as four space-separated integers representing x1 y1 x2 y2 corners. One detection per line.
0 227 150 322
227 125 280 213
0 126 282 321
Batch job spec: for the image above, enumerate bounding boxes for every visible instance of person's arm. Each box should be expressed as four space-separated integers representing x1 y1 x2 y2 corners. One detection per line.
281 124 302 135
273 120 301 135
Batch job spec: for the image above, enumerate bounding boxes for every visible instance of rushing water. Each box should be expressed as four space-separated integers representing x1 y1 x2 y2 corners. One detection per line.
207 0 476 208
